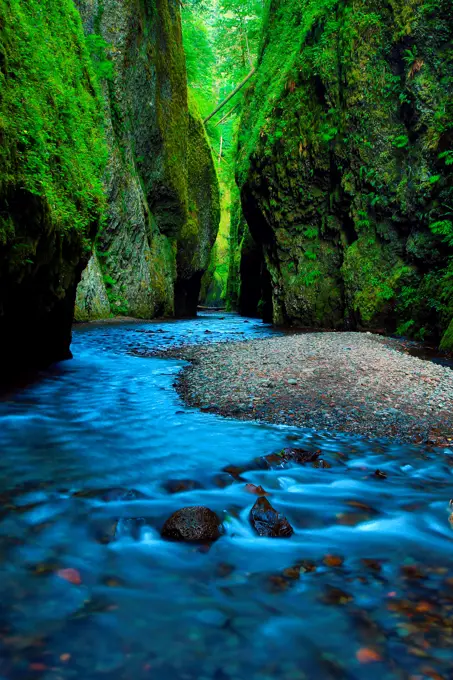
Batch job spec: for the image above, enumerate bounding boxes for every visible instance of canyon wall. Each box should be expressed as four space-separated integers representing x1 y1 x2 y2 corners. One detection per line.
236 0 453 348
0 0 106 372
75 0 219 321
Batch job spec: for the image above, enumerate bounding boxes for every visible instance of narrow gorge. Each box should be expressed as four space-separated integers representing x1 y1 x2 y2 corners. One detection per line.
1 0 453 678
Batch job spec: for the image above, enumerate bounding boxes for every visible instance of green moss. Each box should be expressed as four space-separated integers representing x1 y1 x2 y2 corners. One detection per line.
149 0 189 236
342 236 413 326
440 318 453 351
177 94 220 281
235 0 453 342
0 0 107 255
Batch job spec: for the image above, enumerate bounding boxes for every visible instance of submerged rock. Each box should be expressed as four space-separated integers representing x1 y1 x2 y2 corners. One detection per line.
161 506 222 542
73 488 148 502
163 479 204 494
91 518 119 544
250 497 293 538
257 447 322 470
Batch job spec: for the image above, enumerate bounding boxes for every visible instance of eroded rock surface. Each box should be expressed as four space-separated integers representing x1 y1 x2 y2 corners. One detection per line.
161 506 222 542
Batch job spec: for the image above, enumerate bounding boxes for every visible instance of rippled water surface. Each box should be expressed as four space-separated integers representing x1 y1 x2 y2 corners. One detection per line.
1 313 453 680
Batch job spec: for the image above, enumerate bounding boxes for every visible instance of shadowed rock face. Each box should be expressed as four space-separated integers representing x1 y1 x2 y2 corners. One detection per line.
161 506 222 542
175 98 220 317
235 0 453 349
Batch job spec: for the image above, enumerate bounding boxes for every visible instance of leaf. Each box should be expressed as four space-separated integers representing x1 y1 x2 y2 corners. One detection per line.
57 568 82 585
356 648 381 663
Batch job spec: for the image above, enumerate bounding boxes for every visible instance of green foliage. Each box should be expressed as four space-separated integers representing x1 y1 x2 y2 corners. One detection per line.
439 150 453 166
182 0 263 306
0 0 107 249
182 11 216 119
396 319 415 336
85 34 113 82
392 135 409 149
103 274 128 315
440 318 453 351
403 46 418 66
428 220 453 246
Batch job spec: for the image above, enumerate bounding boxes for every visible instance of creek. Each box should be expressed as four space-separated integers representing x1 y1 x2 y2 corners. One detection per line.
0 313 452 679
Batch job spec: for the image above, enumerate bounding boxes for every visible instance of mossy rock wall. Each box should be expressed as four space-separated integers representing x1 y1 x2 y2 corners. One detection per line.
0 0 106 372
236 0 453 346
76 0 219 320
175 96 220 316
74 254 110 322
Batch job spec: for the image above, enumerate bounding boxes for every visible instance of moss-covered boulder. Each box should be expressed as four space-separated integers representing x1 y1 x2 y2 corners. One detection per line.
0 0 106 372
236 0 453 345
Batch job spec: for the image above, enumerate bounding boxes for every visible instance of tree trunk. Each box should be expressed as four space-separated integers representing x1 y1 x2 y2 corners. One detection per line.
203 68 256 124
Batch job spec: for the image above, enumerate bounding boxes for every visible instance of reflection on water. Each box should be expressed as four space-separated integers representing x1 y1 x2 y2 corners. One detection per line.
0 313 452 679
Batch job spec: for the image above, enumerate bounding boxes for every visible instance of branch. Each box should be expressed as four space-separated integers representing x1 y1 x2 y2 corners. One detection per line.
214 103 239 127
203 67 256 125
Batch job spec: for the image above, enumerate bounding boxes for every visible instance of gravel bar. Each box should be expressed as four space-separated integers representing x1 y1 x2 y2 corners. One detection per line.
166 331 453 444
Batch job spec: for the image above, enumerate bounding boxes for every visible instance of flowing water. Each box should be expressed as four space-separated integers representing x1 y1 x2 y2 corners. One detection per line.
0 313 453 680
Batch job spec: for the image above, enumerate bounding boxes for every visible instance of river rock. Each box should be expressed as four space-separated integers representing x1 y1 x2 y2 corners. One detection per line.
258 448 321 470
164 479 203 494
91 518 119 544
161 506 222 542
250 497 294 537
73 487 148 502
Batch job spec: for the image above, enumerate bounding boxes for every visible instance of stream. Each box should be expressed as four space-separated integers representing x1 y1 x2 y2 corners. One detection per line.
0 313 453 679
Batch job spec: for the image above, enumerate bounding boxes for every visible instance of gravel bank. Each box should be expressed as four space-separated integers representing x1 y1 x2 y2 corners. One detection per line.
167 332 453 443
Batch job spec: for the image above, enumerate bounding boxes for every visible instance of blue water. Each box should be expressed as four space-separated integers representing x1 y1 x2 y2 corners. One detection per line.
0 313 452 679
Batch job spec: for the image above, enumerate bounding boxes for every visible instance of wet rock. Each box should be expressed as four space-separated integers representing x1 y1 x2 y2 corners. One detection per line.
258 447 322 470
374 469 387 479
91 518 119 544
323 554 344 568
222 464 247 481
161 506 222 542
249 497 293 537
245 483 269 495
312 458 332 469
212 473 236 489
321 586 353 606
163 479 203 494
73 488 148 502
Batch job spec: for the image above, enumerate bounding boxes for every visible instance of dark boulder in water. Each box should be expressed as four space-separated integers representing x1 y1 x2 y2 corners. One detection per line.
250 497 293 538
161 506 222 542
